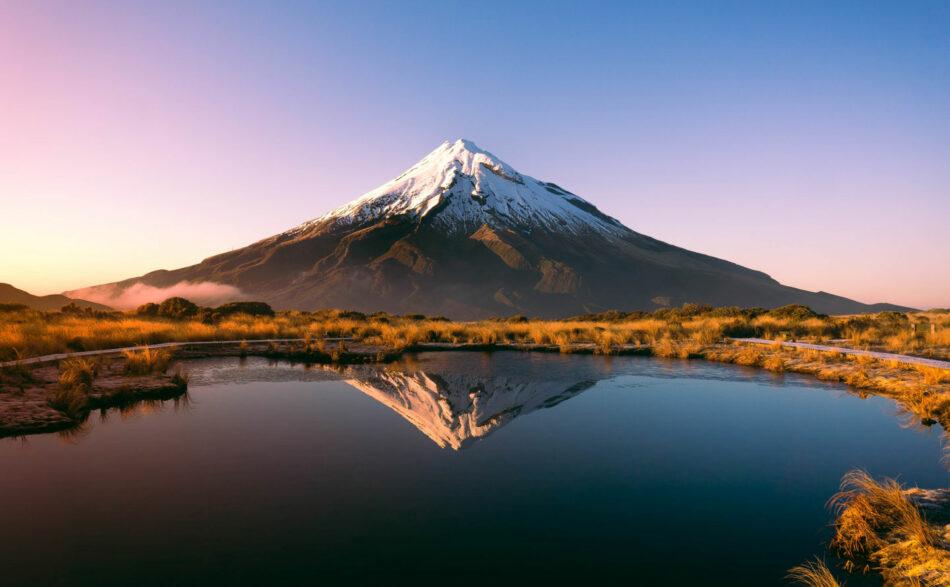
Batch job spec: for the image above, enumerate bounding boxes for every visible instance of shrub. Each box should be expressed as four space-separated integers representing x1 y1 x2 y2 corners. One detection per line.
214 301 275 317
135 302 160 316
157 297 199 319
769 304 820 320
60 302 88 315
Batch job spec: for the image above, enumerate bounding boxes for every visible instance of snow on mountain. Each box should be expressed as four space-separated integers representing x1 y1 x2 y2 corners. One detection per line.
291 139 627 236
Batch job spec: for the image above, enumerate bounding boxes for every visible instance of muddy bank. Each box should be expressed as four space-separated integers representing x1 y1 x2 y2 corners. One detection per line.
0 356 187 438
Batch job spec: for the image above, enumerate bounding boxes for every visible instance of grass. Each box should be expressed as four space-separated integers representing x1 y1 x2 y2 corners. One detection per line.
2 304 948 362
827 469 949 585
48 358 100 419
123 347 171 375
170 365 189 387
785 558 842 587
3 302 949 428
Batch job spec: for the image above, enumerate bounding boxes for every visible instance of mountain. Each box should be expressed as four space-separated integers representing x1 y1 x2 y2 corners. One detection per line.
0 283 112 312
66 139 912 317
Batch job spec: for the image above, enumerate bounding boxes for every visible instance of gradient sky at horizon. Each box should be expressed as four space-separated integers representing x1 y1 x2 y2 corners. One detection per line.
1 1 948 309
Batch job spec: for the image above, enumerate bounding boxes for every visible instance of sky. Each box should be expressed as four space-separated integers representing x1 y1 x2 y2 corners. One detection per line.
1 0 948 309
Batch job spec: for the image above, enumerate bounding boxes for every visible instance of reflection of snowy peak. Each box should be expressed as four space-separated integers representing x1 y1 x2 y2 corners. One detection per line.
292 139 626 236
341 365 594 450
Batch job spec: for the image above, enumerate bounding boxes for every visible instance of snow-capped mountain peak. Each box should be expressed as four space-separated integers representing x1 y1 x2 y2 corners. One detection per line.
292 139 626 236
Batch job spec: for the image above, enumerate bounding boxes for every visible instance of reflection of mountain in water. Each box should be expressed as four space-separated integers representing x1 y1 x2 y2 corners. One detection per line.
339 354 605 449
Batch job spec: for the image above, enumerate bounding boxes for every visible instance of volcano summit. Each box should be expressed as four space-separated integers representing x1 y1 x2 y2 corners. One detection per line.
70 139 908 317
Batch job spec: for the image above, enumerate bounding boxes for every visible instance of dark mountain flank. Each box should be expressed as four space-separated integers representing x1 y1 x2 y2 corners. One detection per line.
67 140 912 318
0 283 112 312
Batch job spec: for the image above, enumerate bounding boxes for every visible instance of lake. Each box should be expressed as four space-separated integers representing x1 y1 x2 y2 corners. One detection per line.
2 352 947 585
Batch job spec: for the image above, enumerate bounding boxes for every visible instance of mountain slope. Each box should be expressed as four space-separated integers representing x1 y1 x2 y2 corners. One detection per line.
0 283 112 312
67 139 912 317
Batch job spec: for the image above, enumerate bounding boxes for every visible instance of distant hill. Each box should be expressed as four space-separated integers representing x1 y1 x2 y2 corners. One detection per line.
0 283 113 312
67 139 915 318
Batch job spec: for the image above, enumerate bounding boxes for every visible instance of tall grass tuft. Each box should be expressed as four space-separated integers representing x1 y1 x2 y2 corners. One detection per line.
50 358 100 418
170 365 190 387
828 469 940 575
785 558 841 587
123 347 171 375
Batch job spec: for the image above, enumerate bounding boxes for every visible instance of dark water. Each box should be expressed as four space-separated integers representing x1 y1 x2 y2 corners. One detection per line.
1 352 947 586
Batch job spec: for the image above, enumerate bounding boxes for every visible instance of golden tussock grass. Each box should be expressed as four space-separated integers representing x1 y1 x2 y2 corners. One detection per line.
50 357 101 418
2 305 947 362
828 469 949 584
123 347 172 376
785 558 841 587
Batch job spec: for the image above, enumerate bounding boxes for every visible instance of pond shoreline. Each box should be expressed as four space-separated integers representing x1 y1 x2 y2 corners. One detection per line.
3 338 949 439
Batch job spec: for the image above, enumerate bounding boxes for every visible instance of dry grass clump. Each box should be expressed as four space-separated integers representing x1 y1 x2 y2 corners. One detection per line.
123 347 171 375
829 469 949 584
57 357 99 391
918 366 950 386
785 558 842 587
734 346 764 367
652 337 677 359
49 358 100 418
170 365 190 387
762 354 786 372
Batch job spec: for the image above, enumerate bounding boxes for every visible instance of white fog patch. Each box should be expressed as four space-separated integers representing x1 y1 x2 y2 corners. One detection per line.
66 281 245 310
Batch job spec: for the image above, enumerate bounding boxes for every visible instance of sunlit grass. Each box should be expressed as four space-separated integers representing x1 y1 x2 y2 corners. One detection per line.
49 357 100 419
2 304 947 363
828 469 949 584
123 347 171 376
3 303 949 427
785 558 841 587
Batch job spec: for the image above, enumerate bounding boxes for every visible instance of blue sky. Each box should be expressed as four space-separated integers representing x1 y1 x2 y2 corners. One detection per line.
1 0 948 307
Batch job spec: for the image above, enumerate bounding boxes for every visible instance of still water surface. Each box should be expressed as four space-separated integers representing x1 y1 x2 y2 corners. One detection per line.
2 352 947 585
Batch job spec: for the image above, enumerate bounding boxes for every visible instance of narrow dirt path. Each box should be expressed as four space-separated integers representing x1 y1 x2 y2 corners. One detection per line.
730 338 950 370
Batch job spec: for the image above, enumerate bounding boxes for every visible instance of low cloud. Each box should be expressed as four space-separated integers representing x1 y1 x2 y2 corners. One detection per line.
68 281 246 310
